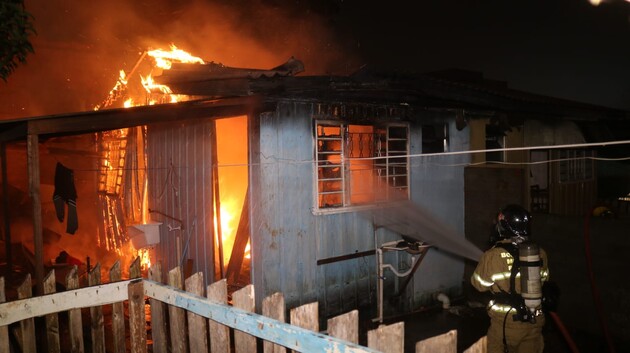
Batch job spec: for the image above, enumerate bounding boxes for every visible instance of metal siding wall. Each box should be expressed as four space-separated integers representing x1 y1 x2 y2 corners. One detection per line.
255 103 316 305
252 104 473 317
146 121 215 286
408 117 469 306
252 102 380 317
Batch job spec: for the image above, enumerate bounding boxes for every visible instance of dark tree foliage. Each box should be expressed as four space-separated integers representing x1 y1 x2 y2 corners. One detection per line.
0 0 35 82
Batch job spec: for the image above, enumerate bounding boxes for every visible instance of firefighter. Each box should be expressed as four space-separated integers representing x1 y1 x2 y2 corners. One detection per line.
471 204 550 353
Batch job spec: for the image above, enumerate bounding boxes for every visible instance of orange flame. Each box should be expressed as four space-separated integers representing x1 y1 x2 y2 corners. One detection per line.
147 44 205 69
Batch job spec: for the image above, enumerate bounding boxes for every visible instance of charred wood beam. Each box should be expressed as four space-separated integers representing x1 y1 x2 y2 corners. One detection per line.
225 187 250 285
25 96 262 137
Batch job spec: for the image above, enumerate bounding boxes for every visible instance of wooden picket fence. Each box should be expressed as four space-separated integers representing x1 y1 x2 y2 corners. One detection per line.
0 258 486 353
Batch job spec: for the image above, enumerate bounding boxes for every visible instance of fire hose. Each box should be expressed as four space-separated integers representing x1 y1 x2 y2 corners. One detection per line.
583 210 617 353
548 311 580 353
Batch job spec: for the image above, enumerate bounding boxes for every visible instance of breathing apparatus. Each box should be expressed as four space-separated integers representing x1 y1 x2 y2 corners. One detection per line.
494 205 543 323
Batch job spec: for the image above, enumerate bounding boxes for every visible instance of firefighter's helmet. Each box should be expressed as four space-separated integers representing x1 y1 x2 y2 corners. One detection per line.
497 204 531 240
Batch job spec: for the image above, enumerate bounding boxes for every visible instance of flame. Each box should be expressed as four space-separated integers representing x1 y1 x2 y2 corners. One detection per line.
215 198 250 265
138 248 151 271
99 44 203 110
147 44 205 69
141 74 173 94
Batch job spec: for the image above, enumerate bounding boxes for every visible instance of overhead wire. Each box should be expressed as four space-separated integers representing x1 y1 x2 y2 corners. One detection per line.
67 139 630 172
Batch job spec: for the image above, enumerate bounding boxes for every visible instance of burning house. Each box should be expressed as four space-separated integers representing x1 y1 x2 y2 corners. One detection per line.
0 47 628 323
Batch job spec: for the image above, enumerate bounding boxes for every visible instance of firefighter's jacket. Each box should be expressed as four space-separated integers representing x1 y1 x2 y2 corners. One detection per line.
471 240 549 320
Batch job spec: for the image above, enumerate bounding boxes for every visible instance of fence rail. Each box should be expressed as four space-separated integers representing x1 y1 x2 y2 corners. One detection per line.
0 260 486 353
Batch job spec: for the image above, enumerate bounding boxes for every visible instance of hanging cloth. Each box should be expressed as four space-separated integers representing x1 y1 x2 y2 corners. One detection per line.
53 162 78 234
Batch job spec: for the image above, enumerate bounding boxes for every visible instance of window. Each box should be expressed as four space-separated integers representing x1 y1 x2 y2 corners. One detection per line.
315 122 409 210
422 123 449 153
558 149 594 182
485 124 505 162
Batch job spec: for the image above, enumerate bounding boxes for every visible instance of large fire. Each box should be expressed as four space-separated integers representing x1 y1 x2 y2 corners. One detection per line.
99 45 248 275
95 44 204 111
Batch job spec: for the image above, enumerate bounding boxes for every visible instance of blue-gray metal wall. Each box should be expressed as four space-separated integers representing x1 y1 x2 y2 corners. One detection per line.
251 102 471 318
146 120 216 286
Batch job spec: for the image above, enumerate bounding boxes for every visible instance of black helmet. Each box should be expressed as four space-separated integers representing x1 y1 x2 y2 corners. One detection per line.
497 204 531 239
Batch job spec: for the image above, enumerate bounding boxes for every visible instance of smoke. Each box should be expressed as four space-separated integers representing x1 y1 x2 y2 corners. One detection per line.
0 0 359 119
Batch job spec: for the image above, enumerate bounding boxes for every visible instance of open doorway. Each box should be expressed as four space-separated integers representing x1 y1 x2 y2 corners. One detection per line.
213 116 250 291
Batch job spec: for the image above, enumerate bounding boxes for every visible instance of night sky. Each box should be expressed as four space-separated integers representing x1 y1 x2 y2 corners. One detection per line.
314 0 630 110
1 0 629 118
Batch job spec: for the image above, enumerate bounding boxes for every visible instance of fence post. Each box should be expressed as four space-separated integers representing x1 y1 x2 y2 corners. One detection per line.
43 270 61 353
232 284 256 353
367 322 404 353
207 279 230 353
262 292 287 353
168 266 188 353
128 279 148 353
89 263 106 353
149 262 168 353
66 266 84 353
110 261 126 353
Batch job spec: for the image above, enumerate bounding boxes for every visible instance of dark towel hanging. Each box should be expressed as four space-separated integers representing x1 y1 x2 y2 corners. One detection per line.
53 162 78 234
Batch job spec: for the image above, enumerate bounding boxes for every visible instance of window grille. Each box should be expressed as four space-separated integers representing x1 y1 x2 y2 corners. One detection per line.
558 149 594 182
315 122 409 210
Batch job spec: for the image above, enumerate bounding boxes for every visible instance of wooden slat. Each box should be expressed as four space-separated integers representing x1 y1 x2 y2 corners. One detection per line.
144 280 380 353
262 292 287 353
149 263 168 353
0 277 8 353
17 274 36 353
66 267 85 353
168 267 188 353
0 279 132 326
327 310 359 344
110 261 126 353
462 336 486 353
89 263 106 353
367 322 404 353
207 279 230 353
185 272 209 353
128 279 148 353
232 284 256 353
130 257 142 279
290 301 319 331
415 329 456 353
290 302 319 353
43 270 61 353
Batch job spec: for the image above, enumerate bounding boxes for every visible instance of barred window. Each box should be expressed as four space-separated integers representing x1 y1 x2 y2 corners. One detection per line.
558 149 594 183
315 121 409 211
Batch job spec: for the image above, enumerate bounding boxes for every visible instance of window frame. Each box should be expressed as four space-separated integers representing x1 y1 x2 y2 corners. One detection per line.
313 120 410 214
